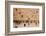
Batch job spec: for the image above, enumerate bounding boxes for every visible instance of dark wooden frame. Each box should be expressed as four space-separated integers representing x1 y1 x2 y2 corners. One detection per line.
5 1 45 36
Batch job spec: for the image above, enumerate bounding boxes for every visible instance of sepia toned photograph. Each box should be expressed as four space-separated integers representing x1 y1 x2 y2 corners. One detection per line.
9 4 43 32
13 8 39 28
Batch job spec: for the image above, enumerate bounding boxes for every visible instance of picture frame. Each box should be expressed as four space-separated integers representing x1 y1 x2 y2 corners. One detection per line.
5 1 45 36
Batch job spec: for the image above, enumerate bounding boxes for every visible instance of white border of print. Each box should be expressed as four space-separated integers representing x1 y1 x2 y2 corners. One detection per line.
10 5 42 32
